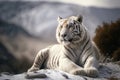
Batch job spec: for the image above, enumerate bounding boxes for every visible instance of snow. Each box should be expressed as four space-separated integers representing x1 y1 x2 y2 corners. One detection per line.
0 63 120 80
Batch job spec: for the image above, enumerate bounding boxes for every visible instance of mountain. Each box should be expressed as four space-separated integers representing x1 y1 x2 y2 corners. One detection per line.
0 1 120 41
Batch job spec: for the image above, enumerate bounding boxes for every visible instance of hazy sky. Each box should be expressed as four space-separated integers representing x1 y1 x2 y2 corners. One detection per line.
49 0 120 8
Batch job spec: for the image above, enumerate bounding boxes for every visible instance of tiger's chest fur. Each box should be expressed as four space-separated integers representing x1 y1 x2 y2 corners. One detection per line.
43 43 87 69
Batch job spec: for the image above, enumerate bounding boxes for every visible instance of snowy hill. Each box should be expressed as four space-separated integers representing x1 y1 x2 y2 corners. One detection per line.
0 1 120 42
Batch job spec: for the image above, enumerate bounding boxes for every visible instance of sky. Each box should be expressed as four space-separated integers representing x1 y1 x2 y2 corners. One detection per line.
48 0 120 8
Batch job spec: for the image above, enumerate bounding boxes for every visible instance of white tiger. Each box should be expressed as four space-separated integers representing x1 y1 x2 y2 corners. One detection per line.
28 15 100 77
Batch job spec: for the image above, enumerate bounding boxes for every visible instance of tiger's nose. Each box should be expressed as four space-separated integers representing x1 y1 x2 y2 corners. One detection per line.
61 33 67 37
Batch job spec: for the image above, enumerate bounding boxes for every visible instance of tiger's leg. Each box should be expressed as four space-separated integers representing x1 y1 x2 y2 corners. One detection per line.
84 56 99 77
27 48 49 72
59 58 86 76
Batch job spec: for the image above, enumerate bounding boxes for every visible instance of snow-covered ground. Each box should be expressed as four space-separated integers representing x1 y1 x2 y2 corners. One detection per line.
0 1 120 77
0 63 120 80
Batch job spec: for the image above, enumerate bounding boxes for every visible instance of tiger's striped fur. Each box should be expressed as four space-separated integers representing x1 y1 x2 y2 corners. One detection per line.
28 15 100 77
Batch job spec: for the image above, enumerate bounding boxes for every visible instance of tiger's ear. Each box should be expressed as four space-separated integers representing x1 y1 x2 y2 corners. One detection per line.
57 16 62 22
77 15 83 23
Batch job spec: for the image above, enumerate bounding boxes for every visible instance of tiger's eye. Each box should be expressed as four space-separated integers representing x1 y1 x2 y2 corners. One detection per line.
68 23 73 28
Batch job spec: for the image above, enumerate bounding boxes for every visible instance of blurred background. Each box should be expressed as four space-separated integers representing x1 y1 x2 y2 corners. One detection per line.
0 0 120 74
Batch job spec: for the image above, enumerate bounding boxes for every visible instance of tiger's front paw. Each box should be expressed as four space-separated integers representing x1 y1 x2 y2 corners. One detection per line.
70 69 86 76
85 67 99 77
27 67 39 72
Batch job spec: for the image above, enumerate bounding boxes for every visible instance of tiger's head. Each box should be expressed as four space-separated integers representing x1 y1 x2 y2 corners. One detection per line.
56 15 87 46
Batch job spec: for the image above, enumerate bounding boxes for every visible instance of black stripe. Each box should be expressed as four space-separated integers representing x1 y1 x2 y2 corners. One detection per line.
83 46 91 55
69 46 78 57
63 47 72 60
65 54 72 60
79 36 90 63
52 56 56 68
54 55 58 68
57 56 60 67
83 51 93 65
64 46 76 58
81 38 90 54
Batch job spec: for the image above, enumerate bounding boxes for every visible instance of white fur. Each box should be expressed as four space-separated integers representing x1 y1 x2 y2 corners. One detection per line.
28 16 100 77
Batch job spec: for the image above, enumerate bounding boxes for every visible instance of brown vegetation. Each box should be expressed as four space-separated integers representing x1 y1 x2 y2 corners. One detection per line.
93 19 120 62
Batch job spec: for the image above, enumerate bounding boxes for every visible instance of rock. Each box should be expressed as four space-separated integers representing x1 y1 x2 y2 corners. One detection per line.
25 72 47 79
0 63 120 80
